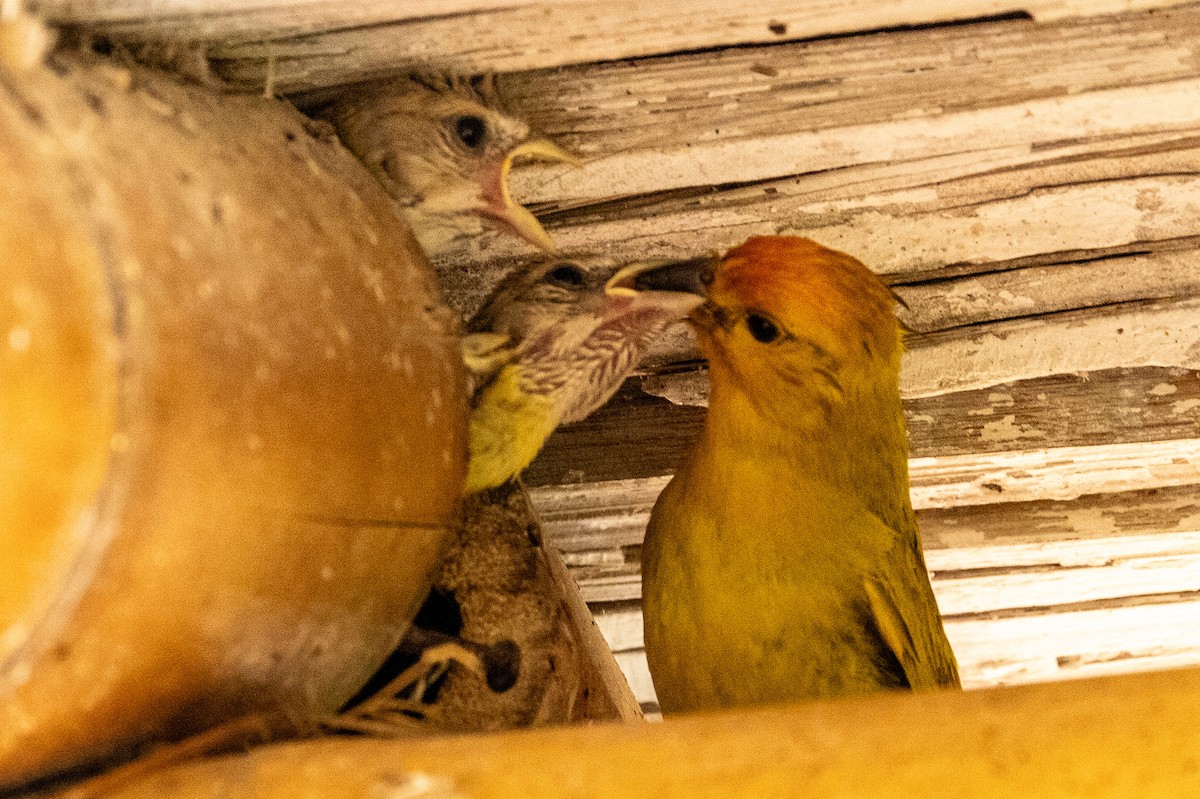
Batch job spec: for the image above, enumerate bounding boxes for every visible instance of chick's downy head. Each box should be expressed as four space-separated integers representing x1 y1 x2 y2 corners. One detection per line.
314 73 574 255
694 236 903 415
469 255 708 424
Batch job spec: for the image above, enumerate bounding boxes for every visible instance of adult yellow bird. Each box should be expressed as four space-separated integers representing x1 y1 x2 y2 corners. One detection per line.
463 255 710 494
641 236 959 714
308 74 574 255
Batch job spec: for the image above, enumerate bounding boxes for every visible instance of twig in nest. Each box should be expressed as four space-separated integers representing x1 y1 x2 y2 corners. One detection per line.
327 628 520 734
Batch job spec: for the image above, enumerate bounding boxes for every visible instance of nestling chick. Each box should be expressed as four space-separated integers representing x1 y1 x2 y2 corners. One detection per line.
463 256 710 494
308 74 573 255
348 257 708 731
642 236 960 713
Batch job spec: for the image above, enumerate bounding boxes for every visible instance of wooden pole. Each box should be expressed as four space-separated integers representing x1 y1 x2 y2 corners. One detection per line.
0 49 467 790
105 666 1200 798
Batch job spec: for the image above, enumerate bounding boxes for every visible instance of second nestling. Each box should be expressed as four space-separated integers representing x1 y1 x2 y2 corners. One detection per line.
306 73 575 255
332 254 712 731
463 255 712 494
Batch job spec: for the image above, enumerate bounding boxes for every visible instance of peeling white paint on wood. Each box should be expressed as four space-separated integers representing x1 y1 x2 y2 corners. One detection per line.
910 438 1200 508
31 0 567 38
534 446 1200 584
439 141 1200 322
197 0 1196 91
904 296 1200 396
509 173 1200 281
510 84 1200 208
590 531 1200 655
599 588 1200 702
550 482 1200 604
895 250 1200 334
632 295 1200 403
502 9 1200 166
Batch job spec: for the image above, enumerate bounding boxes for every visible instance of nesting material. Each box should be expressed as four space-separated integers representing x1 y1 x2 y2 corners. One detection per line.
338 482 639 735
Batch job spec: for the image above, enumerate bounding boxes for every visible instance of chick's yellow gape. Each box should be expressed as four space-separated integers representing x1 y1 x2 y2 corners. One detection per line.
642 237 959 713
309 74 574 255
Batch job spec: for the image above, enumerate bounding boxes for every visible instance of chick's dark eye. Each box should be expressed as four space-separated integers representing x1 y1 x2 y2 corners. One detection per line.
452 114 488 150
746 313 781 344
545 263 587 290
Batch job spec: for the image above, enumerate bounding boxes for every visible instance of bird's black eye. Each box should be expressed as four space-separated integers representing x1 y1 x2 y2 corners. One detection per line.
544 263 587 290
452 115 488 150
746 313 781 344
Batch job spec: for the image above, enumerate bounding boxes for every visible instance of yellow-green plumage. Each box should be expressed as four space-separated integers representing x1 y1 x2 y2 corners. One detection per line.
642 236 959 713
463 257 706 495
465 366 556 495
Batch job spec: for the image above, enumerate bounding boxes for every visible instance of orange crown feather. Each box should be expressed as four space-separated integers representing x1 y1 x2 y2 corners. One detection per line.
712 236 902 360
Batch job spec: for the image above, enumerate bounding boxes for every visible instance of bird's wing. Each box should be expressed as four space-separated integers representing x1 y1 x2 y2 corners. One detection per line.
461 332 514 399
863 519 961 690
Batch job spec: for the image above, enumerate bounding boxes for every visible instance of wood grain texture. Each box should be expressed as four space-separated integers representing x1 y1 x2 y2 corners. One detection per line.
0 50 468 792
539 527 643 722
591 528 1200 698
612 594 1200 700
200 0 1194 92
32 0 564 38
98 666 1200 799
438 136 1200 312
526 367 1200 488
536 483 1200 603
500 6 1200 206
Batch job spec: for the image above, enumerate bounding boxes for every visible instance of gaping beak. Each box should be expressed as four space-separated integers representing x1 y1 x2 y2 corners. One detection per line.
509 137 583 168
480 137 580 252
605 256 716 314
606 256 716 298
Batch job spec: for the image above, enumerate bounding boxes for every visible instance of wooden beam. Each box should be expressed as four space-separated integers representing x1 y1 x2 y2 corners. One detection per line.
498 6 1200 206
612 593 1200 697
526 367 1200 487
201 0 1195 92
96 667 1200 799
31 0 562 39
442 139 1200 292
588 529 1200 697
552 483 1200 566
543 484 1200 602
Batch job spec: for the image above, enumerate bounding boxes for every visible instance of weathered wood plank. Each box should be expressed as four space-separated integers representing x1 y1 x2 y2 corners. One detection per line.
89 665 1200 799
31 0 560 38
629 292 1200 405
594 537 1200 700
896 249 1200 335
527 367 1200 488
908 439 1200 509
437 131 1200 340
532 440 1200 604
900 295 1200 396
457 148 1200 286
917 484 1200 550
201 1 1196 92
612 590 1200 700
498 6 1200 207
591 533 1200 651
555 493 1200 607
550 484 1200 572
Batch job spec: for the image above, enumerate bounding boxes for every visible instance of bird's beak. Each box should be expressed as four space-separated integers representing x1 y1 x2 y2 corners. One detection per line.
479 138 580 252
510 137 583 169
606 256 716 298
605 256 716 314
